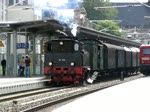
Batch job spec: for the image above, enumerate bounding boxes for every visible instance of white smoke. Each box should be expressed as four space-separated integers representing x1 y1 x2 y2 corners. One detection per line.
34 0 68 8
56 9 74 25
71 24 78 37
34 0 80 36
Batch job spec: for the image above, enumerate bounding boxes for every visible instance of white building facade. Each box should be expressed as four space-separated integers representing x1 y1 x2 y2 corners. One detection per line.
0 0 42 21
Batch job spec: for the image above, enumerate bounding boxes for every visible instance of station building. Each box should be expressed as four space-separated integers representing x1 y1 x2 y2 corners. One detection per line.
0 0 149 76
0 0 86 76
112 0 150 44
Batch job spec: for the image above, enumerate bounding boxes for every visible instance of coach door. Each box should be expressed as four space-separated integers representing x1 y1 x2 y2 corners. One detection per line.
97 45 103 70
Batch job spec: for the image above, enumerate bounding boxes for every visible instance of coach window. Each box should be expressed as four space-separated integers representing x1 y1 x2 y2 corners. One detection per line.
142 48 150 54
47 42 51 52
74 43 79 51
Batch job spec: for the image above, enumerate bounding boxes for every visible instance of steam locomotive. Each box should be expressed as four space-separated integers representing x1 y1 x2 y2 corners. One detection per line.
44 34 140 85
44 37 90 85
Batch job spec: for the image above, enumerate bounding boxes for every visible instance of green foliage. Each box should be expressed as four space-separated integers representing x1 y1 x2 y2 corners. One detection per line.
94 20 123 37
79 0 126 38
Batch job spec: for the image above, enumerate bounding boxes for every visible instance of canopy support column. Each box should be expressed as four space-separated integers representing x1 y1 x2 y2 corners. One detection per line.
6 33 11 76
32 33 36 75
13 29 17 76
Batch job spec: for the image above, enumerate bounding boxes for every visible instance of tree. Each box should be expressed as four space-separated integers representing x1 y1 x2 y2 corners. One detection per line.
81 0 118 20
78 0 126 38
94 20 124 37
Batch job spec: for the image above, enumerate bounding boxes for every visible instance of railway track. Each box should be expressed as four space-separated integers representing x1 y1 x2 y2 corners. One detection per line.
0 87 67 102
26 74 144 112
0 74 144 112
0 86 68 112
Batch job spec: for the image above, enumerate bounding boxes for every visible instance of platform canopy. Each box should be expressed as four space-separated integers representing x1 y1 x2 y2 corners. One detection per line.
0 19 72 35
0 20 142 48
0 19 73 76
77 26 141 47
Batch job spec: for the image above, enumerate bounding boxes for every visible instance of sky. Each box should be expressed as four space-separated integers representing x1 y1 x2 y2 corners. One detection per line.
109 0 148 2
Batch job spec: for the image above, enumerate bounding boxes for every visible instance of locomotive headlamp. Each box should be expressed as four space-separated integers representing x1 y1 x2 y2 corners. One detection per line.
49 62 53 66
87 67 91 70
74 43 79 51
70 62 75 66
60 41 63 45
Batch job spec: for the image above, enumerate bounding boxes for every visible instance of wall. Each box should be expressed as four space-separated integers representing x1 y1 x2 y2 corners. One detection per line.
7 6 34 21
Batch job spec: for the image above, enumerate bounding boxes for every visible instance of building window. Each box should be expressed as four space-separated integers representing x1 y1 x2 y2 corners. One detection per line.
9 0 14 5
16 0 19 3
23 0 28 5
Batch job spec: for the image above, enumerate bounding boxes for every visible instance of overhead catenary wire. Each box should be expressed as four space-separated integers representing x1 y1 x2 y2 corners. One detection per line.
134 0 150 8
94 4 142 9
94 0 150 10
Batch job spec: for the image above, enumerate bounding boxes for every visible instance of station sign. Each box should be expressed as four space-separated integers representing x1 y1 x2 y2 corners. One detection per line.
0 33 7 40
0 41 4 47
17 43 29 49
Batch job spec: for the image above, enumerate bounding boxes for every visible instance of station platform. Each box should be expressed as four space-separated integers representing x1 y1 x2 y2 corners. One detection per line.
0 76 45 85
53 76 150 112
0 76 49 95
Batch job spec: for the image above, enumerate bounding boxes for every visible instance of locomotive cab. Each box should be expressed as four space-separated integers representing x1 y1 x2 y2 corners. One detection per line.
44 38 90 85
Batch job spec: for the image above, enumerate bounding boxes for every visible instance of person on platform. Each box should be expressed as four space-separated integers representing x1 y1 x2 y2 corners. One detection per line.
25 55 30 77
19 56 25 77
1 58 6 76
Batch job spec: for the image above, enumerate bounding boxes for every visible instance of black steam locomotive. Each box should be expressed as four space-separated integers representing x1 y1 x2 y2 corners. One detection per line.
44 37 90 85
44 34 140 85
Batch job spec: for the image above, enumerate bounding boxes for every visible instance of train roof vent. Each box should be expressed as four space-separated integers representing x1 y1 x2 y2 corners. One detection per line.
123 46 131 51
103 43 117 49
